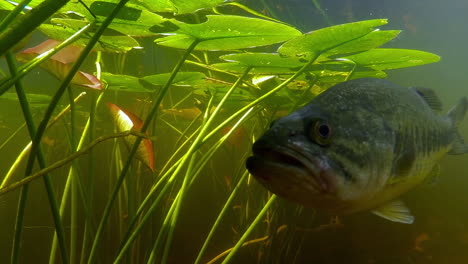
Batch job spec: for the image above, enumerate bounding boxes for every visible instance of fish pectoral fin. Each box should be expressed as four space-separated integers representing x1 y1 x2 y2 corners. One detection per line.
371 199 415 224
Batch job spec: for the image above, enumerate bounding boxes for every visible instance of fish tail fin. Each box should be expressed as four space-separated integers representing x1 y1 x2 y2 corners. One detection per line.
447 97 468 155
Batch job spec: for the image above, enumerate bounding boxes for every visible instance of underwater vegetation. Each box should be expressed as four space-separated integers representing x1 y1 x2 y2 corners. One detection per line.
0 0 454 263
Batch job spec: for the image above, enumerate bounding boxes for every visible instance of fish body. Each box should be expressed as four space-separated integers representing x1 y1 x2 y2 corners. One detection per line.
246 78 468 223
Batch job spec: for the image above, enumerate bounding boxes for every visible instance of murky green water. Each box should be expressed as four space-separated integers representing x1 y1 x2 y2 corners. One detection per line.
0 0 467 263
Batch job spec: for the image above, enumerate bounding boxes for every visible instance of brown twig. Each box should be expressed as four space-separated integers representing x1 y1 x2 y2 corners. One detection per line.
206 235 269 264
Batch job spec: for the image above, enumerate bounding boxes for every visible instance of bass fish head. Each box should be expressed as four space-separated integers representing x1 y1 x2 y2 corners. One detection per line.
246 97 394 213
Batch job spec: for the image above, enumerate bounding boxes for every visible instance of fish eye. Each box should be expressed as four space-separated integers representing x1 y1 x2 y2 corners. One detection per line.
311 120 331 146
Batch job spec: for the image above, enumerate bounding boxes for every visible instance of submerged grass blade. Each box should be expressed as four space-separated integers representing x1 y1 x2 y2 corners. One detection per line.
195 170 249 264
5 50 69 264
0 0 70 57
0 23 93 96
87 38 200 263
0 92 86 188
221 195 278 264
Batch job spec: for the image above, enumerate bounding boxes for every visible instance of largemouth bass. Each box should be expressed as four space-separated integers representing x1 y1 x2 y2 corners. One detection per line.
246 78 468 224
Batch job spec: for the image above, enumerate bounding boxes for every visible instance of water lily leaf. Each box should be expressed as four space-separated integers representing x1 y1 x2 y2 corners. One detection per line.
138 0 176 13
141 72 206 87
140 0 226 14
278 19 388 61
17 39 102 90
341 48 440 70
85 1 167 36
107 102 154 171
102 72 151 92
169 0 226 14
39 23 140 52
221 53 305 68
155 15 302 51
317 68 387 83
211 62 297 74
319 30 401 59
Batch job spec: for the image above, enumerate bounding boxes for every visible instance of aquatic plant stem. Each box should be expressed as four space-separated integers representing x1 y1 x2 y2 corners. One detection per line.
0 0 70 57
0 92 86 188
87 39 200 264
0 0 32 32
5 51 69 264
312 0 334 26
221 195 278 264
114 68 250 263
24 0 126 178
66 87 78 264
202 57 318 144
194 171 249 264
0 23 93 96
0 131 153 196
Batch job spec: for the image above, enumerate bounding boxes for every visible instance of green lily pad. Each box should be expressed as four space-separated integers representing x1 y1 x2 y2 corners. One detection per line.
278 19 388 61
102 72 151 92
341 48 441 70
319 30 401 59
141 72 206 87
220 53 306 68
86 1 168 37
39 23 140 52
137 0 175 13
155 15 302 51
141 0 225 14
212 62 298 74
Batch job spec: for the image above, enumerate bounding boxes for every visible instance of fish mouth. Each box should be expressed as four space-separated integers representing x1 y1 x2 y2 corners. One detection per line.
246 143 333 193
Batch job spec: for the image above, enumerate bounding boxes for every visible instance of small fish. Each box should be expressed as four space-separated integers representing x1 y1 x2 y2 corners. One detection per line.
246 78 468 224
107 103 155 172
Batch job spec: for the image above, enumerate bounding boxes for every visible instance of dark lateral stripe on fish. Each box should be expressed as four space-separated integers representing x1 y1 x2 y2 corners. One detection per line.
392 126 452 178
392 129 416 178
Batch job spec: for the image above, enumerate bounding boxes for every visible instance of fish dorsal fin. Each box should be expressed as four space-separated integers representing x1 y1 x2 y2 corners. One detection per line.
372 199 414 224
411 87 443 112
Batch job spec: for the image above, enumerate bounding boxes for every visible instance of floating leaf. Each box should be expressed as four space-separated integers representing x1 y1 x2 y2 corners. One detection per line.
341 48 441 70
141 72 206 87
86 1 168 36
39 23 140 52
278 19 388 60
319 30 401 59
168 0 226 14
212 52 305 74
102 72 151 92
211 62 297 74
155 15 302 51
139 0 226 14
107 103 154 171
221 53 305 68
17 39 102 90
